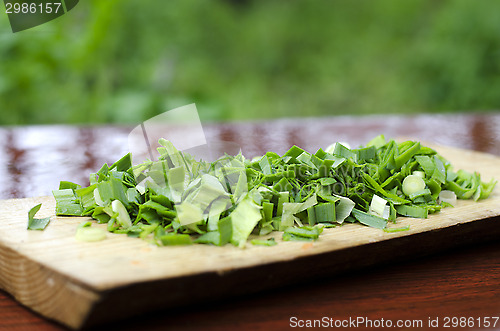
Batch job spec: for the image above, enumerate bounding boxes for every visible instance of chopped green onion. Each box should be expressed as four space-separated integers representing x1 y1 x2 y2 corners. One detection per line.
402 175 426 197
412 171 425 178
111 200 132 228
53 189 83 216
27 204 51 230
159 233 192 246
409 188 432 200
352 208 387 229
395 205 428 218
282 225 324 241
251 238 277 246
75 226 106 242
50 136 496 247
230 196 262 248
383 225 410 233
368 194 388 218
438 190 457 206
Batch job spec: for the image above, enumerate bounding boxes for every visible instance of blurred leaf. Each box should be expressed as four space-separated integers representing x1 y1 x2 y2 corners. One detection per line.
1 0 500 125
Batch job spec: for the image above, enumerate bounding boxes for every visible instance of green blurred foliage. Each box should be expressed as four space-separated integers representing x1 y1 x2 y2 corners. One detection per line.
1 0 500 125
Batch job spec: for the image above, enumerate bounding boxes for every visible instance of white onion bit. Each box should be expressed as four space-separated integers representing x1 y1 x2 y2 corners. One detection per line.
412 171 426 179
93 188 104 207
402 175 426 196
438 190 457 206
112 200 132 228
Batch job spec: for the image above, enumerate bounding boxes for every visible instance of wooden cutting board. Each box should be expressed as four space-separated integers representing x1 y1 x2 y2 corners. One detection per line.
1 144 499 329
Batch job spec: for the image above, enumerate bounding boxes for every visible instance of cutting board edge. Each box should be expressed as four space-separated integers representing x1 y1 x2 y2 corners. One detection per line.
0 240 103 330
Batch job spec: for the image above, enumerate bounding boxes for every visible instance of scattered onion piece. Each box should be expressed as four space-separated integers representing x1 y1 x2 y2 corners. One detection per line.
75 227 106 242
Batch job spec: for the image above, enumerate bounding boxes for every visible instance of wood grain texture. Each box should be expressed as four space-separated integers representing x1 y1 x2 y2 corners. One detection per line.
0 144 499 329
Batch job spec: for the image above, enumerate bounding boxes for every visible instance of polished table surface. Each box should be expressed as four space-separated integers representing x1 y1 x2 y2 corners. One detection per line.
1 113 499 330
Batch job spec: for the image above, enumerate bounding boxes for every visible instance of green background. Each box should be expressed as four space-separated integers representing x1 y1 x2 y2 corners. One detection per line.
1 0 500 125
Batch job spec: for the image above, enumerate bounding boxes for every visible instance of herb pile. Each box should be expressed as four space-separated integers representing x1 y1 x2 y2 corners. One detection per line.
51 135 496 246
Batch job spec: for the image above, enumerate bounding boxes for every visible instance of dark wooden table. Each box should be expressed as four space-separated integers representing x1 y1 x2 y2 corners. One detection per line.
1 113 499 330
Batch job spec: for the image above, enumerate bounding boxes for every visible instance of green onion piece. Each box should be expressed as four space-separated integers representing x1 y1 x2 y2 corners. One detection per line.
333 195 355 224
431 156 447 184
440 201 454 208
59 181 81 190
395 205 428 218
217 216 232 245
274 177 293 192
92 206 112 223
383 225 410 233
96 177 129 208
94 188 105 206
414 155 435 177
351 208 387 229
333 143 356 160
110 153 132 171
388 202 397 222
438 190 457 206
444 181 471 199
251 238 277 246
230 196 262 248
280 194 317 230
52 189 83 216
283 145 305 159
282 225 324 241
206 198 229 231
75 185 97 211
307 206 316 225
402 175 426 197
258 155 272 175
27 204 51 230
412 171 425 179
425 178 441 200
78 220 92 228
125 226 143 238
75 226 107 242
194 232 220 245
176 201 203 226
394 142 420 169
368 194 387 218
366 134 386 148
313 202 336 223
262 202 274 223
354 146 377 161
136 223 158 239
111 200 132 228
409 188 432 201
319 177 336 186
362 173 410 204
159 233 192 246
479 178 497 199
